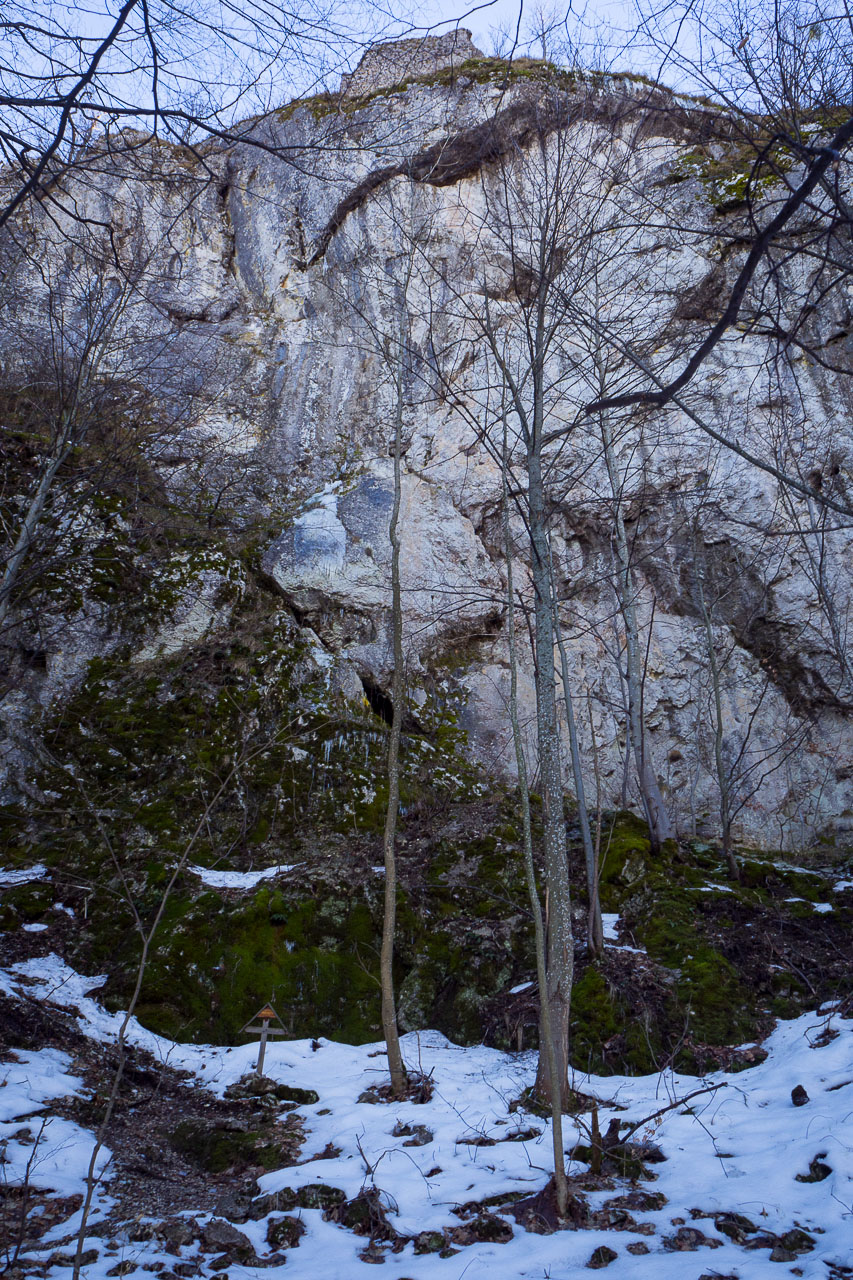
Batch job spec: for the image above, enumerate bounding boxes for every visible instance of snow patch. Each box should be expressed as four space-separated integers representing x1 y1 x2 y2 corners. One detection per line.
187 863 299 889
0 864 48 887
602 912 620 940
2 952 852 1280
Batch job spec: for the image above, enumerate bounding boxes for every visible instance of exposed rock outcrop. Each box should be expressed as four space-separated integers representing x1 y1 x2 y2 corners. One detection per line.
1 54 851 848
340 29 484 96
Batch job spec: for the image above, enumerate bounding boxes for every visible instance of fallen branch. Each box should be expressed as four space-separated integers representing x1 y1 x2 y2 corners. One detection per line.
617 1083 728 1144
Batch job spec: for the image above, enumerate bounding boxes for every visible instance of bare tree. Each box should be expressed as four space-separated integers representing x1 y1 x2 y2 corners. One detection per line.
0 235 148 636
549 550 604 954
501 410 570 1218
318 179 451 1096
380 240 415 1099
585 0 853 531
597 403 674 852
466 117 580 1109
678 462 815 865
0 214 236 679
417 71 688 1100
422 84 639 1106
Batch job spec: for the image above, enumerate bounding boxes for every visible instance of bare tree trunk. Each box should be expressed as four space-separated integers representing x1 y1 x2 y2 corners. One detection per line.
587 690 604 886
549 554 603 955
501 424 568 1219
380 314 407 1098
0 430 71 632
693 534 739 881
528 449 574 1110
599 411 672 853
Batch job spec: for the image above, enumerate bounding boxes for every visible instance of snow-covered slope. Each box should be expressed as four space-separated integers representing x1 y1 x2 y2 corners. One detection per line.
2 951 851 1279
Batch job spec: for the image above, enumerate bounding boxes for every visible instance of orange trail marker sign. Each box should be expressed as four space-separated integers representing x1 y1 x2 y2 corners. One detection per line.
240 1002 287 1075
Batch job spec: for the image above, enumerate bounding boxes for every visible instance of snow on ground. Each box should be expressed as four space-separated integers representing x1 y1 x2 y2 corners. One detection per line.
0 863 49 886
601 913 620 941
1 951 851 1279
187 863 299 889
600 913 646 955
0 1046 114 1236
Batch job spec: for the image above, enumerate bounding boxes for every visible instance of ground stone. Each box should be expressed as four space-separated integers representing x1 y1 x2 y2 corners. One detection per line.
586 1245 618 1268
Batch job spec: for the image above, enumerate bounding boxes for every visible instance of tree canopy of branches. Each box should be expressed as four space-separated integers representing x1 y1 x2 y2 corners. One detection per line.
0 0 421 231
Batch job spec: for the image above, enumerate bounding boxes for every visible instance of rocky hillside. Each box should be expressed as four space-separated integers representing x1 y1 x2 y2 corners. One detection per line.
1 48 852 1057
2 48 853 1279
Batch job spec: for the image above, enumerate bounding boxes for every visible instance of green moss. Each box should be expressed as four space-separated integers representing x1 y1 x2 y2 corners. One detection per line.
571 967 620 1072
267 1216 305 1250
281 1184 346 1212
597 811 654 909
665 142 793 212
786 899 816 919
272 56 571 123
8 499 845 1073
0 881 53 925
169 1119 288 1173
739 859 774 888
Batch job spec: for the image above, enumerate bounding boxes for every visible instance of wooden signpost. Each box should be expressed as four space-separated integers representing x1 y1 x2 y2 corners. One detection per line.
240 1002 287 1075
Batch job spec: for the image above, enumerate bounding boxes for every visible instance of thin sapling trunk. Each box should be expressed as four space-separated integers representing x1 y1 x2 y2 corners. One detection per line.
501 423 569 1219
379 310 408 1098
549 555 603 955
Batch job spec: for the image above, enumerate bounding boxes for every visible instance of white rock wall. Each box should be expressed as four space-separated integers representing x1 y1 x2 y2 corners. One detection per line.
2 69 852 848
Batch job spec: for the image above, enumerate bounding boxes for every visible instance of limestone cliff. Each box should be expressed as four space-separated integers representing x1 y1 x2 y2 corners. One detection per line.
1 50 851 850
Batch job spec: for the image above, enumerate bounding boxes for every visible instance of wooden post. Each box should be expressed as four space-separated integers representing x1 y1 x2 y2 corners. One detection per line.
256 1016 270 1075
240 1003 287 1076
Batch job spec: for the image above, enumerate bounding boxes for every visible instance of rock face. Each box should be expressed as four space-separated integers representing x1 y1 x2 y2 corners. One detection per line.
1 52 852 848
340 30 484 96
261 466 501 680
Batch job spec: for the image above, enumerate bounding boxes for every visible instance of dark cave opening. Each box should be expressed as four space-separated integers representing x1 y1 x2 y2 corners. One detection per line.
361 676 394 727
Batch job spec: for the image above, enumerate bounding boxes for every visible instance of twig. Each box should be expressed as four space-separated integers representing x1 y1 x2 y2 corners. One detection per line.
617 1083 727 1143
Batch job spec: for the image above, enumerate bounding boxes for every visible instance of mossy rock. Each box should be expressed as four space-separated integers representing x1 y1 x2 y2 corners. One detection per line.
587 1245 618 1268
251 1184 345 1215
169 1119 286 1173
9 570 516 1047
225 1074 318 1105
329 1189 396 1240
666 141 792 212
714 1212 757 1241
778 1228 815 1254
266 1216 305 1249
739 859 775 889
414 1230 444 1254
273 1084 319 1105
455 1213 513 1244
623 867 756 1054
571 967 621 1073
597 813 655 909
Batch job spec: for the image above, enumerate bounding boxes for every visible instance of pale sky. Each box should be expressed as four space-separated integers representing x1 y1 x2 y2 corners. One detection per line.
425 0 642 62
421 0 694 87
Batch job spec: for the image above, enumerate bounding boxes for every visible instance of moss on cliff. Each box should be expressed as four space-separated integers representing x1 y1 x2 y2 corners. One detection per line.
1 558 514 1046
665 141 793 212
3 533 849 1068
